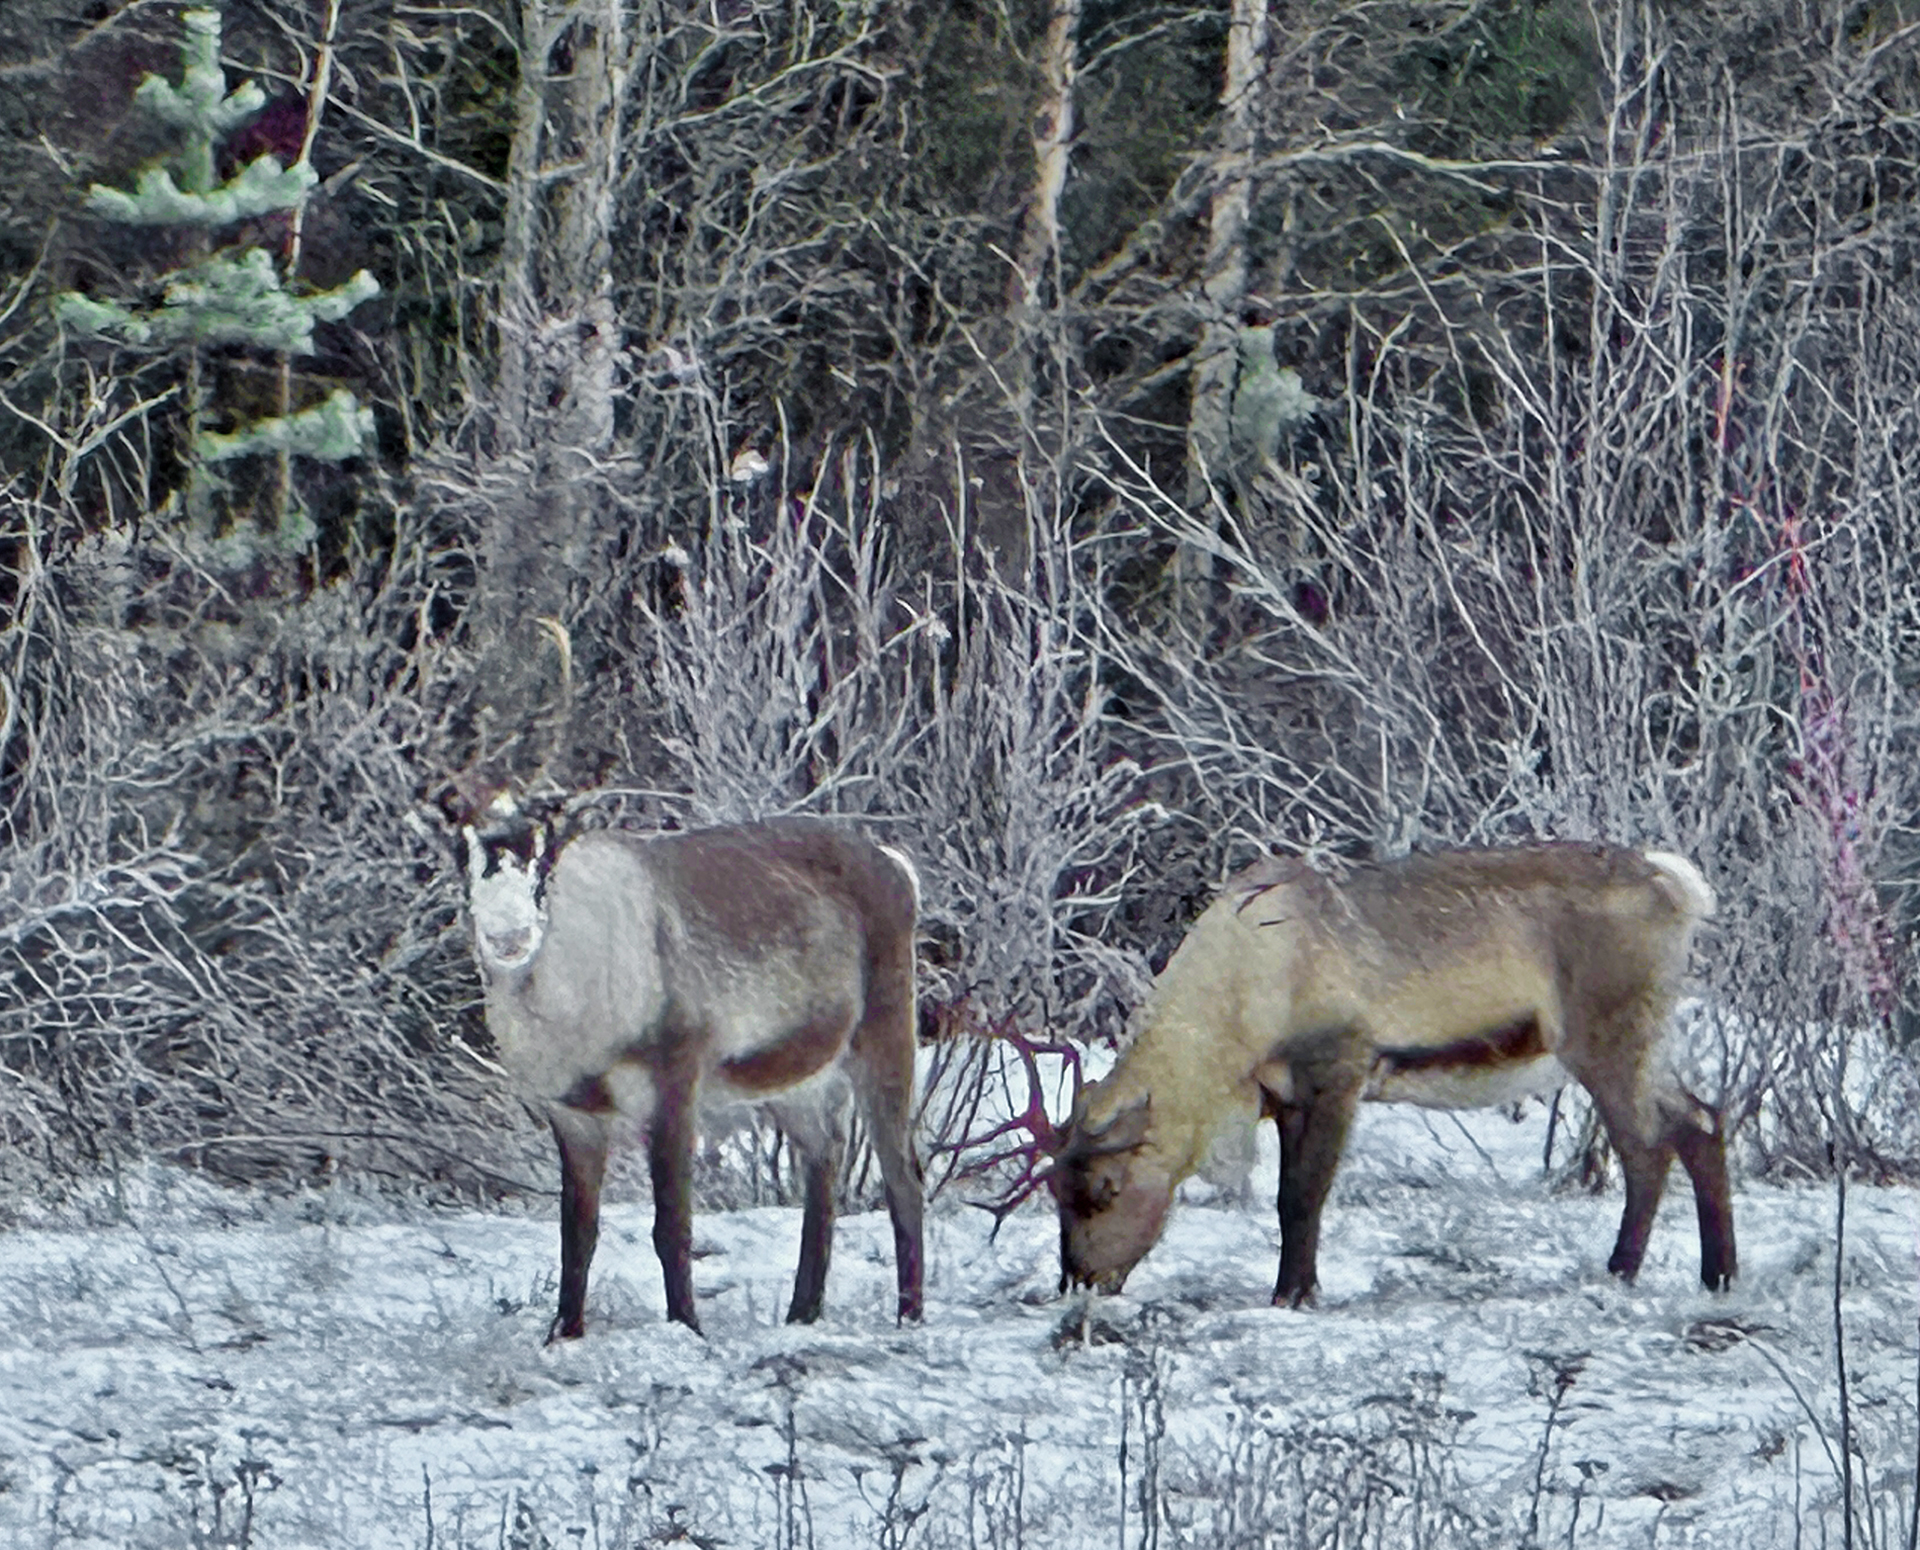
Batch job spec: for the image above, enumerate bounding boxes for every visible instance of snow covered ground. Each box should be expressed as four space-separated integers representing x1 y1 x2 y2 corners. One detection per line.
2 1102 1915 1549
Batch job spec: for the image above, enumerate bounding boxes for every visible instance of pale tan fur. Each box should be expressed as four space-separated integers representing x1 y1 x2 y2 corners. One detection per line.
1055 843 1734 1303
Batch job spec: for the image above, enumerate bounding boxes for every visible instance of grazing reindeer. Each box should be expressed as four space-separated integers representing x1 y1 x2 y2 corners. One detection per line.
459 803 924 1340
1052 843 1735 1306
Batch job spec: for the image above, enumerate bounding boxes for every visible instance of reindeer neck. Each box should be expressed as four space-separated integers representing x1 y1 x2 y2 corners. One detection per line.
1098 910 1271 1182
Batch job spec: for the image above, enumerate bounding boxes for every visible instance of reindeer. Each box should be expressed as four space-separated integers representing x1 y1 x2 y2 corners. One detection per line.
1051 843 1735 1307
457 800 924 1340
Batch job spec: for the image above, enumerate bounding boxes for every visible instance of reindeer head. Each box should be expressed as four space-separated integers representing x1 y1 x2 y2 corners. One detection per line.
1050 1095 1169 1295
444 788 567 977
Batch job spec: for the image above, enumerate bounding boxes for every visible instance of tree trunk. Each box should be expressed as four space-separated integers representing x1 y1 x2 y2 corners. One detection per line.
995 0 1081 573
1010 0 1080 325
471 0 631 789
1174 0 1270 627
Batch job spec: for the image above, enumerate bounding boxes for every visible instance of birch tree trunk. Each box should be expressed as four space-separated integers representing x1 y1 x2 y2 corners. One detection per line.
1010 0 1080 325
1161 0 1269 634
1182 0 1269 514
1002 0 1080 546
471 0 631 788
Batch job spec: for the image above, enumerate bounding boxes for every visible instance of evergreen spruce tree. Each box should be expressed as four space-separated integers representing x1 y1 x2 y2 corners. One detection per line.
56 6 377 558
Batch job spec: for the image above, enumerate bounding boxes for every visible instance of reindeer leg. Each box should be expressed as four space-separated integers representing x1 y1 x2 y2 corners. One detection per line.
1581 1084 1675 1285
1555 1000 1680 1286
871 1127 925 1326
788 1144 838 1324
860 1116 925 1326
1272 1100 1314 1304
1665 1093 1737 1291
1270 1057 1364 1308
549 1105 609 1343
1603 1134 1673 1284
648 1060 702 1333
777 1095 848 1325
849 936 925 1324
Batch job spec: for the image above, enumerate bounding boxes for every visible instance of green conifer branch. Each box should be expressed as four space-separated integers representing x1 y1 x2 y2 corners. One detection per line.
85 157 317 228
125 9 263 197
54 293 152 344
132 9 266 144
51 4 381 554
1230 325 1321 472
198 389 374 464
59 253 378 354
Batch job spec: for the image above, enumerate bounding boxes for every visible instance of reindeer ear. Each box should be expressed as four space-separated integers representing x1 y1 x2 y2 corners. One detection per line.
1100 1095 1153 1152
1080 1095 1152 1159
430 782 467 828
432 773 501 831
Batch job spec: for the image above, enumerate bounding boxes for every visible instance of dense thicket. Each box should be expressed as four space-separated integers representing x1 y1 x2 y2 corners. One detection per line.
3 0 1919 1197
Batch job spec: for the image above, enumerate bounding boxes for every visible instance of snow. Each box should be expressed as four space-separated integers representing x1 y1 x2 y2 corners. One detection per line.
1 1103 1914 1548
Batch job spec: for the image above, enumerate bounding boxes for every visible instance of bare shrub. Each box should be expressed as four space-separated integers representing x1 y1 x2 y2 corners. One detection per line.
906 487 1157 1039
606 440 1160 1208
621 436 931 832
0 512 532 1198
894 474 1171 1210
1162 1376 1488 1550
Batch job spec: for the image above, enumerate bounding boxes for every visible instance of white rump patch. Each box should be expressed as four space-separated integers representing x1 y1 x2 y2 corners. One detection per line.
878 843 922 912
1643 850 1716 918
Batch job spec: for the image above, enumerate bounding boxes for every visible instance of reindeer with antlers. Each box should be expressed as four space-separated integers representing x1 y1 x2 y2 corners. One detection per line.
1046 843 1736 1308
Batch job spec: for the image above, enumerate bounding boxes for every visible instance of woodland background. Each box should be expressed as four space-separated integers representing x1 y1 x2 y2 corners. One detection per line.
4 0 1920 1207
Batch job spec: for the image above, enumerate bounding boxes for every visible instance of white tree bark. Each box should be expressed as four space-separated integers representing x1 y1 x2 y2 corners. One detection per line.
998 0 1081 509
1010 0 1081 323
1184 0 1270 510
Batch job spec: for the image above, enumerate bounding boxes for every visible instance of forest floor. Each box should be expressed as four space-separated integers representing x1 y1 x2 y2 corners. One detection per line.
1 1102 1914 1549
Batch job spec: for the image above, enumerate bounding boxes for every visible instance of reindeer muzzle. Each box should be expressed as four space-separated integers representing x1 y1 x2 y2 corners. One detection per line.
482 927 537 967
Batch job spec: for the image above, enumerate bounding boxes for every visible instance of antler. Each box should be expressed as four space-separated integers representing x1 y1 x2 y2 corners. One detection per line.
929 1010 1085 1237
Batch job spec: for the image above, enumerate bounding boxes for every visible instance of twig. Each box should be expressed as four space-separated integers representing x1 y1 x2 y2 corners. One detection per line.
1834 1141 1855 1550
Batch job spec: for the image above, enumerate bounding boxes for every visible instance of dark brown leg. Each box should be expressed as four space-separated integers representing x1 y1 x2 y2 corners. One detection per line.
881 1168 925 1323
784 1104 847 1324
1272 1061 1363 1308
648 1070 702 1333
1556 1001 1689 1286
1273 1101 1313 1304
1603 1147 1672 1282
550 1106 609 1343
850 928 925 1324
870 1125 924 1324
1666 1096 1737 1290
1582 1086 1675 1284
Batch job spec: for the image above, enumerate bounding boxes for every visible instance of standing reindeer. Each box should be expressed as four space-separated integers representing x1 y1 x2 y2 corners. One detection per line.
1052 843 1735 1306
458 801 924 1340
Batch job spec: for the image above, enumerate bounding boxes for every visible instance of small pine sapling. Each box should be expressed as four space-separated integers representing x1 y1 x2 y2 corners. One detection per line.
55 6 377 558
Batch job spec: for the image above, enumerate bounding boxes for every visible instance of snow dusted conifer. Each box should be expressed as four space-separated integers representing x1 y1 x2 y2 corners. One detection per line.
54 6 377 558
1228 323 1319 478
